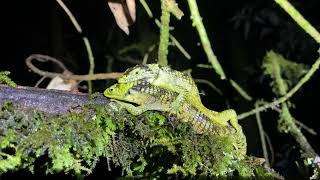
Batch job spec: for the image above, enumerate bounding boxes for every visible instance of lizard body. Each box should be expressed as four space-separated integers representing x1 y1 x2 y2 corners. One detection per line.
118 64 201 103
104 81 247 156
118 64 242 132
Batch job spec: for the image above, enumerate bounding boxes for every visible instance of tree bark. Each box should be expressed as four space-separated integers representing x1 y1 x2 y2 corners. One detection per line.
0 85 108 115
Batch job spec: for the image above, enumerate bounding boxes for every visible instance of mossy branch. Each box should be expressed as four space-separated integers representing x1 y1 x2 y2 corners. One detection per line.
239 0 320 119
238 49 320 120
268 53 317 158
0 85 109 114
158 0 171 66
0 85 281 178
158 0 184 65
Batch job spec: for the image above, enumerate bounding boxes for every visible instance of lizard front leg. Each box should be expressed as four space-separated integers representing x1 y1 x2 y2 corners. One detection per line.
168 93 185 114
212 109 242 133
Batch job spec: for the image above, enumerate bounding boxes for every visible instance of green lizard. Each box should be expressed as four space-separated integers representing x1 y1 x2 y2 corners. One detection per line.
104 81 247 156
118 64 242 133
119 64 202 103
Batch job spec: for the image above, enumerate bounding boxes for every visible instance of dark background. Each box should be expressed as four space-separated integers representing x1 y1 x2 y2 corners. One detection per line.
1 0 320 178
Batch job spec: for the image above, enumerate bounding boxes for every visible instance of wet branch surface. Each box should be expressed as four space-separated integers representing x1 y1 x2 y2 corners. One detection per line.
0 85 109 115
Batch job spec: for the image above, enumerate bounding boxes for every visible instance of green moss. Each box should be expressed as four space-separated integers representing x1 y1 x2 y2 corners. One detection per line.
0 102 279 178
0 71 16 87
262 51 309 95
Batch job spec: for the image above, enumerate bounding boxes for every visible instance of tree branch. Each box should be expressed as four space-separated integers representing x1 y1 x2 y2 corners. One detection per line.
0 85 108 115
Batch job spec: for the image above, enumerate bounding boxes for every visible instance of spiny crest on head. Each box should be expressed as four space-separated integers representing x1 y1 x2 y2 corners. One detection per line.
123 64 152 75
119 64 161 83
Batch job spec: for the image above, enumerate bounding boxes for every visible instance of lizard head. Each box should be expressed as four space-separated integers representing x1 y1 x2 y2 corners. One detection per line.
118 64 161 83
104 82 148 105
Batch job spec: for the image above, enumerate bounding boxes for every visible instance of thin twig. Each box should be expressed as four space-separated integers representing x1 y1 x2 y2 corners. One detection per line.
229 79 252 101
255 102 270 168
26 54 122 80
295 119 317 135
274 0 320 44
139 0 153 18
187 0 226 79
35 76 46 88
56 0 82 33
169 35 191 60
56 0 95 93
139 0 191 60
194 78 223 96
264 132 274 166
142 44 156 64
196 64 213 69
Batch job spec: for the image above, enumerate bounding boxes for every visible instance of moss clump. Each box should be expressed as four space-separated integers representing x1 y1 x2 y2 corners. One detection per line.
0 103 115 175
0 71 16 87
0 101 280 178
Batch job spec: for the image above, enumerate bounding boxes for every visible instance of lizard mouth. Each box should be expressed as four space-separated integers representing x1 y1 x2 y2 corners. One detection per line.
112 98 140 106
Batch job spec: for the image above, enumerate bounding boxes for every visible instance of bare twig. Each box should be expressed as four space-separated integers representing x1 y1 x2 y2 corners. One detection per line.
26 54 122 81
229 79 252 101
255 102 270 168
295 120 317 135
56 0 95 93
194 78 223 96
264 132 275 166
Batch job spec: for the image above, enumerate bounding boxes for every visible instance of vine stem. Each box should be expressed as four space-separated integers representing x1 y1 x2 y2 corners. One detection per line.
238 0 320 119
187 0 226 79
139 0 191 60
274 0 320 44
158 0 171 66
26 54 122 80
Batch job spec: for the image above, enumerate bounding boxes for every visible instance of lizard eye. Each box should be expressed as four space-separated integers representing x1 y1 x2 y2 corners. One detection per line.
109 88 114 92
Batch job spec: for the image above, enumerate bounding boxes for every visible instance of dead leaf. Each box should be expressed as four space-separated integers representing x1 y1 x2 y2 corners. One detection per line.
46 71 78 92
46 76 72 91
107 0 136 35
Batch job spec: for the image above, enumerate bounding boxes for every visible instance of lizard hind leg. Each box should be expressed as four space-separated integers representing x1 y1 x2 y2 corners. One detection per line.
211 109 242 133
